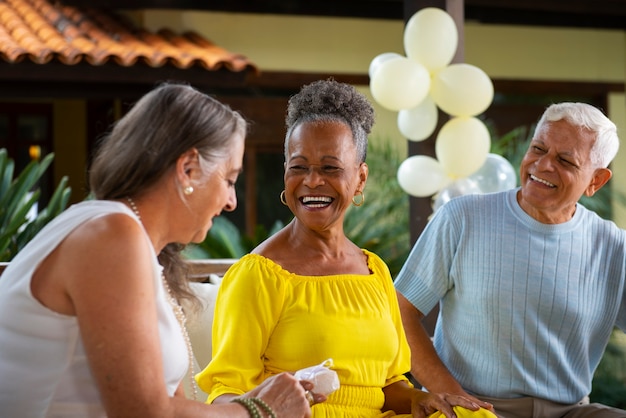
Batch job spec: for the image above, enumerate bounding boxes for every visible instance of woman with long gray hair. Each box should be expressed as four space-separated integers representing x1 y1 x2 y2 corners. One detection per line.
0 82 313 417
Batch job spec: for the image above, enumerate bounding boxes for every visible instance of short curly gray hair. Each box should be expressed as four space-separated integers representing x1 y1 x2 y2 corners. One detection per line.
285 79 375 163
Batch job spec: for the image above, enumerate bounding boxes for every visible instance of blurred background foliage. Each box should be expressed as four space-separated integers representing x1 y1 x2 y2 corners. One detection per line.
592 329 626 408
0 149 71 261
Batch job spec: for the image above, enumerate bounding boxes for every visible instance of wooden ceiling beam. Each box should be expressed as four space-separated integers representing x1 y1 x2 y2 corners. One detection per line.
0 61 254 98
61 0 626 28
467 0 626 15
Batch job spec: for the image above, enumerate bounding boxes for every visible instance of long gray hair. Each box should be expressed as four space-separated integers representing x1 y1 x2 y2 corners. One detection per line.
89 82 246 305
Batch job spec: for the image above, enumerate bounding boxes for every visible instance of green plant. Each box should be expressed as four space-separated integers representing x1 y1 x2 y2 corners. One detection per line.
0 149 72 262
591 330 626 408
184 217 284 259
344 138 410 277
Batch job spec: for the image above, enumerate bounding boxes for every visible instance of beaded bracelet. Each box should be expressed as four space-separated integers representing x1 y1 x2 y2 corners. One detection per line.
232 398 261 418
250 398 277 418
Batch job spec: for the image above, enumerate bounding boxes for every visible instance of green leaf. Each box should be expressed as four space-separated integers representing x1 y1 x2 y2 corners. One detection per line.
344 138 410 278
197 216 248 259
0 151 71 262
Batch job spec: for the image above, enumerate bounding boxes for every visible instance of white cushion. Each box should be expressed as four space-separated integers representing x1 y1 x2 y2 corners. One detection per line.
186 281 219 369
182 281 220 400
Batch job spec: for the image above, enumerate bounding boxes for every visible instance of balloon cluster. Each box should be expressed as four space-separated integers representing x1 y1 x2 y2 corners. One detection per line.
369 8 516 209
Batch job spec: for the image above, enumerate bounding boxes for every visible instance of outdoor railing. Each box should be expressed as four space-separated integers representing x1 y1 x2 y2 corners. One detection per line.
0 259 237 282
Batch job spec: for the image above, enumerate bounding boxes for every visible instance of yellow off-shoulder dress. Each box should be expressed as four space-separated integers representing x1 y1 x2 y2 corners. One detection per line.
196 250 494 418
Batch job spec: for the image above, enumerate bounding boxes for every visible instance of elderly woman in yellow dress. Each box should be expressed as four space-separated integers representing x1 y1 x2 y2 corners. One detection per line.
197 79 496 418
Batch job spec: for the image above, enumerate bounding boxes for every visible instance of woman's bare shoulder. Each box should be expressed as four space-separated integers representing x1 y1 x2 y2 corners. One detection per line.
252 228 288 258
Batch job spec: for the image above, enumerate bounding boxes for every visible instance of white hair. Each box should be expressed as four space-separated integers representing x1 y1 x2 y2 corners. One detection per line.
534 102 619 168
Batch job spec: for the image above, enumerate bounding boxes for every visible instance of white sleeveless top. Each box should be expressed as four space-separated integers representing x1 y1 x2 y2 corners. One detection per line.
0 200 188 417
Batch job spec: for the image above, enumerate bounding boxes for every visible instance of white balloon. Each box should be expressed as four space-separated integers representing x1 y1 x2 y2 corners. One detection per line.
435 116 491 179
397 96 438 142
369 56 431 111
430 63 494 117
467 153 517 193
397 155 449 197
432 177 483 212
404 7 458 72
369 52 403 79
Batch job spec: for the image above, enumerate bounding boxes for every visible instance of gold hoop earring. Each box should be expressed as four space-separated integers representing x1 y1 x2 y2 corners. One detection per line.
184 186 194 195
280 190 288 206
352 191 364 207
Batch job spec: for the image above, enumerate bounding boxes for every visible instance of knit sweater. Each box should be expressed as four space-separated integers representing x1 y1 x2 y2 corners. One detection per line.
395 188 626 404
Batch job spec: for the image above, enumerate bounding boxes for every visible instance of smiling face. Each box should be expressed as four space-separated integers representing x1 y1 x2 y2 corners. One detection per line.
518 119 611 224
284 120 367 233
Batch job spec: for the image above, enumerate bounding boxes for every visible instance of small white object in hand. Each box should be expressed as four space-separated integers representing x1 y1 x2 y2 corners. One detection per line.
294 358 340 397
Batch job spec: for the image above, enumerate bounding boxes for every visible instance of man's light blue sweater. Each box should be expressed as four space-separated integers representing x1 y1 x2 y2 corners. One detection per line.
395 188 626 404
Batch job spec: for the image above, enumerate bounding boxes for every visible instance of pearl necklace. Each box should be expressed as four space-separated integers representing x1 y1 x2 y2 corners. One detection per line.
126 197 198 400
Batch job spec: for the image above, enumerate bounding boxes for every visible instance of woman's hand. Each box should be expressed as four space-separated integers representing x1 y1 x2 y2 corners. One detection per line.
244 372 324 417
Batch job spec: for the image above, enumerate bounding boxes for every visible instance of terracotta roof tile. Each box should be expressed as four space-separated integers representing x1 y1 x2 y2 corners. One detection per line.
0 0 258 72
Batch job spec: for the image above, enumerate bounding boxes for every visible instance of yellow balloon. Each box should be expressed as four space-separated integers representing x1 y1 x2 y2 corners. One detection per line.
431 63 494 117
397 155 449 197
369 52 403 79
397 96 438 142
435 117 491 178
369 56 431 111
404 7 458 72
